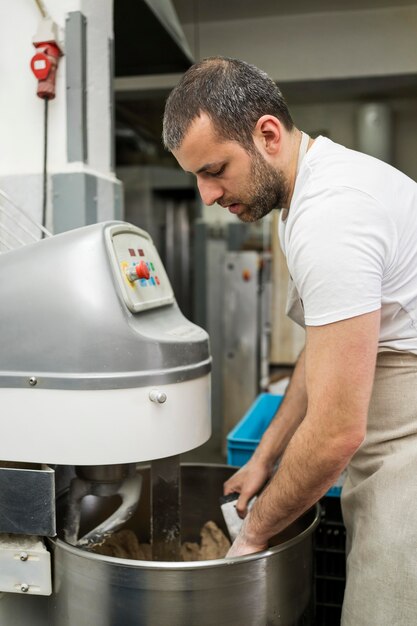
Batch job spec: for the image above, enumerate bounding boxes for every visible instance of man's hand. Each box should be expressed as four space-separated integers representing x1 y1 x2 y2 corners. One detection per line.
226 517 268 558
223 458 273 518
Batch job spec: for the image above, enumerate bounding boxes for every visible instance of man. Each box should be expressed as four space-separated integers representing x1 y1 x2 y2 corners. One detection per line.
163 57 417 625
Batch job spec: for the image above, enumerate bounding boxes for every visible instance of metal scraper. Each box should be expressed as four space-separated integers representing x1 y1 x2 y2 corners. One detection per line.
220 492 257 542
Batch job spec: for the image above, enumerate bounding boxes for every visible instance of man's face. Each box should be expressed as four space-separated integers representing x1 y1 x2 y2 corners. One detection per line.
173 113 289 222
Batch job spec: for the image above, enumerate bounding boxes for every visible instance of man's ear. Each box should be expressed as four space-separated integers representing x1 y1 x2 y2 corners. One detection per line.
253 115 281 155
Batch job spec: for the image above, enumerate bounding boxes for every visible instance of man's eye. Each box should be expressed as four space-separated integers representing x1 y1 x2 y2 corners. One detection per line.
209 165 225 177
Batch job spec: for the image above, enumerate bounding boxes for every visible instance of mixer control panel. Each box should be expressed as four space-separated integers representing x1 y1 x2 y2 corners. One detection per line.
106 225 175 313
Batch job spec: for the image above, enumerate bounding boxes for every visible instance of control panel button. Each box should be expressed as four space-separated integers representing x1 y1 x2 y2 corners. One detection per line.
126 260 150 282
107 226 176 313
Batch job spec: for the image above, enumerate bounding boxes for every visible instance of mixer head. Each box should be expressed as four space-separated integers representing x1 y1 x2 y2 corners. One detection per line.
0 221 212 466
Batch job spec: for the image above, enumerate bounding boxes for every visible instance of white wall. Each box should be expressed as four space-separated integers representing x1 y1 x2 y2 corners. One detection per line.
0 0 114 177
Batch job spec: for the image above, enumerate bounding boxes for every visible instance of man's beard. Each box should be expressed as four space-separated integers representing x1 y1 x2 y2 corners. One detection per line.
235 149 289 223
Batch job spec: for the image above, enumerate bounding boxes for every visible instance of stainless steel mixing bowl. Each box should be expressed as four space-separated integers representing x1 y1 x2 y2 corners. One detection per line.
0 464 319 626
49 464 319 626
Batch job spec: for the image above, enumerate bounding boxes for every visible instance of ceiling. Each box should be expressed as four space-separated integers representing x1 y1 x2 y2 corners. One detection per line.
114 0 192 77
113 0 417 166
172 0 417 23
280 74 417 104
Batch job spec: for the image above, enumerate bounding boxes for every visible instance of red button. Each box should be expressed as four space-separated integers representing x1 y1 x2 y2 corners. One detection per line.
135 260 150 280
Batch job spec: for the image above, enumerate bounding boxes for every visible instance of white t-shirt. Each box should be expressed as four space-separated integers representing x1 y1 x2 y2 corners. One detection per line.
279 136 417 354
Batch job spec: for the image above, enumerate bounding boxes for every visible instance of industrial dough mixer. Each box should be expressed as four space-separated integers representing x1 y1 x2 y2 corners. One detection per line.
0 219 318 626
0 220 211 601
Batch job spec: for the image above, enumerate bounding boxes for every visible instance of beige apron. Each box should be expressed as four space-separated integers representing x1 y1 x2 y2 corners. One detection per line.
341 351 417 625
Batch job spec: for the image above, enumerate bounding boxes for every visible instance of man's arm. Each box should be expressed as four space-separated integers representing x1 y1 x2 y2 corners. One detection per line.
227 309 380 557
224 349 308 516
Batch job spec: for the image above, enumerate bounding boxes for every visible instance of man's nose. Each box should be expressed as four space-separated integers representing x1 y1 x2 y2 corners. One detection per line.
197 178 223 206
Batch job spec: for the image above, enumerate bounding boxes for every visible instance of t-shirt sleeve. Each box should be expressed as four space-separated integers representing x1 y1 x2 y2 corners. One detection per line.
287 186 396 326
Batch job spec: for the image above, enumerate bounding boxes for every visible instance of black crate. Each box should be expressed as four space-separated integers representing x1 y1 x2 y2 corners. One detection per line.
314 496 346 626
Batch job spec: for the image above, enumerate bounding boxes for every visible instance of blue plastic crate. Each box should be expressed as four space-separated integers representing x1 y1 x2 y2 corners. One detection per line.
227 393 283 467
227 392 343 497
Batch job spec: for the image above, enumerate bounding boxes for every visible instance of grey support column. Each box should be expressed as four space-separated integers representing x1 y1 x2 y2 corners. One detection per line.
52 173 97 233
109 37 115 171
66 12 88 163
53 12 123 233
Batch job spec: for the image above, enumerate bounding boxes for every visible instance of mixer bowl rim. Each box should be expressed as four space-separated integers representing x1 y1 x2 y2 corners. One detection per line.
51 462 320 570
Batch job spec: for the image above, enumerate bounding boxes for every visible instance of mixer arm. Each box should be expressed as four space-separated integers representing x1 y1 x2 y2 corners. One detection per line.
64 474 143 549
76 474 143 549
64 477 91 546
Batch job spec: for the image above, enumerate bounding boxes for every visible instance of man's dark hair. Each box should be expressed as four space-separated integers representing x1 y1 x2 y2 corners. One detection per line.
163 56 294 152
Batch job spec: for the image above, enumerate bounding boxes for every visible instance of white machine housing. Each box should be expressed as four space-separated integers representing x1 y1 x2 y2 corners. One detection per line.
0 221 212 464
